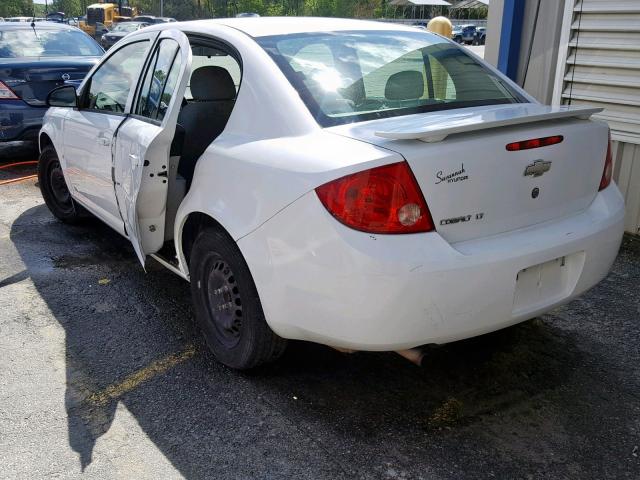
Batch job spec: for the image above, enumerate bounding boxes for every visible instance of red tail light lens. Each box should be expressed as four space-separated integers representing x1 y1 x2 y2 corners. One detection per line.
506 135 563 151
315 162 434 234
0 81 19 100
599 131 613 191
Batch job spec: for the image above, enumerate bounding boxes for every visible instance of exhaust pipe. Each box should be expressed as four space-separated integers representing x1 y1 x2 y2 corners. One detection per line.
331 346 357 354
396 348 424 366
330 346 424 366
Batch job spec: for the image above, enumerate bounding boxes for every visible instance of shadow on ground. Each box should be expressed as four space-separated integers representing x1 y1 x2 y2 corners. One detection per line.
9 203 640 479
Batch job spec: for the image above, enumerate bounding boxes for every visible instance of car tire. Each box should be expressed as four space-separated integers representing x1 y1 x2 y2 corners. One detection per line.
38 145 86 223
189 225 287 369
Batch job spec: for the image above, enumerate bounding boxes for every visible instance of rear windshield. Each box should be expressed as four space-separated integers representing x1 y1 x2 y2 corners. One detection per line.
0 28 103 58
257 30 524 127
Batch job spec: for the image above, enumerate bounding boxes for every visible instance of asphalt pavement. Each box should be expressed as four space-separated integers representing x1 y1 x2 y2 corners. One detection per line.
464 45 485 58
0 155 639 479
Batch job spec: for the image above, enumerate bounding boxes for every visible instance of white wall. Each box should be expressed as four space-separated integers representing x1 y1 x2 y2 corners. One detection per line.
613 141 640 235
485 0 640 234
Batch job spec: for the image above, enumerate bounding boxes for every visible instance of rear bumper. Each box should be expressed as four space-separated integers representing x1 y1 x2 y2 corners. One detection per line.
0 100 46 143
238 184 625 351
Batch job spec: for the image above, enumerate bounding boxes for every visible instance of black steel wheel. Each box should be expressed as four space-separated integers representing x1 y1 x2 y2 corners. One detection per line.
38 145 84 223
203 256 243 349
190 225 287 369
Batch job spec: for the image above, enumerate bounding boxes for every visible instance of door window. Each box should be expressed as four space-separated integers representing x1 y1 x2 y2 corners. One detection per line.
186 44 241 100
84 40 149 113
135 39 182 122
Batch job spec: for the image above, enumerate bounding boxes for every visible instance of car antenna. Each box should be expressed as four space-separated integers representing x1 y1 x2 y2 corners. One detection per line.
30 15 39 38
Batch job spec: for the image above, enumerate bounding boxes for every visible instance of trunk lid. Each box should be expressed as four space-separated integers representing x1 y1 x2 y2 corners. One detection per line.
0 57 99 106
328 104 609 243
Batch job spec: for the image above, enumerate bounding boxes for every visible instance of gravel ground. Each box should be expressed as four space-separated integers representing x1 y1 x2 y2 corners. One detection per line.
0 156 638 479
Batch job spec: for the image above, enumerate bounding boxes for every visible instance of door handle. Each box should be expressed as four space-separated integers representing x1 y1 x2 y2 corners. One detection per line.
98 136 111 146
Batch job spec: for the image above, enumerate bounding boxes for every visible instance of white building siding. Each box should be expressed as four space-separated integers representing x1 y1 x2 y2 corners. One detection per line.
553 0 640 234
613 141 640 234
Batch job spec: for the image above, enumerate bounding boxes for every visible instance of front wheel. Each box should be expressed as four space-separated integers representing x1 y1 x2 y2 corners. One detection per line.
38 145 85 223
189 226 287 369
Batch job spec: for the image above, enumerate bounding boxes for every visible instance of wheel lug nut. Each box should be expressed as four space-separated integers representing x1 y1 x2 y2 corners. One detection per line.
217 301 233 311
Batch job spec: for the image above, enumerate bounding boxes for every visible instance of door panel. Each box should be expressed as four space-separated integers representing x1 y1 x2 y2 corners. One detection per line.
114 30 192 265
63 111 124 225
63 39 152 229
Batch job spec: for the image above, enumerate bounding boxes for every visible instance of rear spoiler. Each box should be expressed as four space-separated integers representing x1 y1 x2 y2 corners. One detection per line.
374 105 603 143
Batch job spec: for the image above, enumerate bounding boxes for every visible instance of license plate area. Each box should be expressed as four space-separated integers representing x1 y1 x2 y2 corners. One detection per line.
513 252 585 315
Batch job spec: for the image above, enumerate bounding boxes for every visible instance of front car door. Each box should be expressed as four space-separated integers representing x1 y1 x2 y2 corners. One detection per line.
62 35 156 231
114 29 192 264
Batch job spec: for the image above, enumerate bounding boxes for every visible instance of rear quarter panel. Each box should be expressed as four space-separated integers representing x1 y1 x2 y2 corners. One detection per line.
174 131 402 275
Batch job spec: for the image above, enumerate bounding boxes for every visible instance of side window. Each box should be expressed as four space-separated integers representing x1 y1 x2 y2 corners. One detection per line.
136 39 182 121
186 45 241 100
84 41 148 113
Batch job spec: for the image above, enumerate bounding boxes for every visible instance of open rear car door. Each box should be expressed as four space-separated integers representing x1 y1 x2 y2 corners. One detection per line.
113 29 192 265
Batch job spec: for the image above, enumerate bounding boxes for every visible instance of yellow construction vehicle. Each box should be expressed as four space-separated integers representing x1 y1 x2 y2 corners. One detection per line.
79 2 138 39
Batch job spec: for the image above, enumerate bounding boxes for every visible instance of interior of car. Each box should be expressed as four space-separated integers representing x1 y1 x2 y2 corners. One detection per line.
172 39 240 183
164 38 241 244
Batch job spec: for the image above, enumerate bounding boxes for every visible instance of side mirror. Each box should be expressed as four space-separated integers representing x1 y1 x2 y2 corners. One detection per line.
47 85 78 108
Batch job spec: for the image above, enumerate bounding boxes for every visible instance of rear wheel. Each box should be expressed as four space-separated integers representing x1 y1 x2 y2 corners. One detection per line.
189 226 287 369
38 145 85 223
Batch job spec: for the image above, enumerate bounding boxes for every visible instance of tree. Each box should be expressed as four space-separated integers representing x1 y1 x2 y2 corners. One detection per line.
0 0 33 17
120 0 389 20
50 0 83 16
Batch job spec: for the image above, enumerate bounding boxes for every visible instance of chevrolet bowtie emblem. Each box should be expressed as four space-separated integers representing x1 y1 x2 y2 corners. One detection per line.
524 160 552 177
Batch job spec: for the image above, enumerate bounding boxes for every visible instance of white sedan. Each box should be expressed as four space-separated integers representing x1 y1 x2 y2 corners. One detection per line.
38 18 625 369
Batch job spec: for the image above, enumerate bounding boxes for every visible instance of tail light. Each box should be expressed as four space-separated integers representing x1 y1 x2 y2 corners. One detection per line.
0 81 19 100
315 161 434 234
599 131 613 191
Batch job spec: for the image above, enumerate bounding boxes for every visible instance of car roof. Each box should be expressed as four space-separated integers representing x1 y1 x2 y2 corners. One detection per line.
169 17 419 38
0 21 78 31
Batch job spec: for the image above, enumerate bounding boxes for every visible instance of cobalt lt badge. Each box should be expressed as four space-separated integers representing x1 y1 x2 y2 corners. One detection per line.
524 160 552 177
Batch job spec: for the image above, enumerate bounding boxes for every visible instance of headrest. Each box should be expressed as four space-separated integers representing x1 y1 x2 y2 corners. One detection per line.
384 70 424 101
190 66 236 101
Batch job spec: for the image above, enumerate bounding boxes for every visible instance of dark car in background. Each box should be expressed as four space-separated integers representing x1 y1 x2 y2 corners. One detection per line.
0 22 103 155
473 26 486 45
100 21 149 49
132 15 176 24
45 12 67 23
452 24 477 44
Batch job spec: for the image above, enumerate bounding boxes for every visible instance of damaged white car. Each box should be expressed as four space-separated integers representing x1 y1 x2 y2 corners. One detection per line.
38 18 625 369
